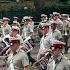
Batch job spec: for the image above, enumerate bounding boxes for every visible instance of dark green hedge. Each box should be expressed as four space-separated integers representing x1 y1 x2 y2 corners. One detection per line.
0 2 70 23
43 5 70 14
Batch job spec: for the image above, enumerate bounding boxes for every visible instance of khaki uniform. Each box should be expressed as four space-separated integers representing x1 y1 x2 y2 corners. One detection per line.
62 20 70 34
2 24 11 36
50 18 63 31
37 32 53 59
22 24 33 39
47 55 70 70
7 49 29 70
29 21 34 29
51 29 62 40
55 18 63 30
62 20 70 54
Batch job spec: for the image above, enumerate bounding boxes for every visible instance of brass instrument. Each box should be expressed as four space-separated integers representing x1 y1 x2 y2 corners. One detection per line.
32 52 51 70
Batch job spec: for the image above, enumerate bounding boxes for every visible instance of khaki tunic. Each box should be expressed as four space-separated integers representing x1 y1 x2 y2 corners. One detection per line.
2 24 11 36
7 49 29 70
62 20 70 34
56 18 63 30
51 29 62 40
37 32 53 59
50 18 63 31
62 20 69 30
22 24 33 39
29 21 34 29
47 55 70 70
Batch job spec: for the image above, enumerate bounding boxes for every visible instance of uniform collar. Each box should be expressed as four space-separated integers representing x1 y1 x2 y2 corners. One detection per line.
46 32 50 36
52 28 57 33
16 48 21 53
43 32 50 37
54 53 63 61
4 23 8 27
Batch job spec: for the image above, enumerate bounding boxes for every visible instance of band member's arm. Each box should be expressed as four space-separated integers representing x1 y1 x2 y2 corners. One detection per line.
5 48 11 55
22 52 30 70
1 47 9 55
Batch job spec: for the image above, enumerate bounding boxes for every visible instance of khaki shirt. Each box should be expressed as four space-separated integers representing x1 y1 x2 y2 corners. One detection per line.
29 21 34 29
51 29 62 40
22 24 33 39
56 18 63 24
47 55 70 70
7 49 29 70
37 32 53 59
50 19 63 31
2 24 11 36
62 20 69 31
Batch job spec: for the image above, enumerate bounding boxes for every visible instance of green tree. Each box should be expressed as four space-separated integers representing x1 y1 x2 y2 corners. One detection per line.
33 0 45 11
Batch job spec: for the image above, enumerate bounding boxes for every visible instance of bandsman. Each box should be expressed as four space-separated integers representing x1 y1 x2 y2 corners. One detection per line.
37 22 53 60
47 39 70 70
2 17 11 36
7 37 30 70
